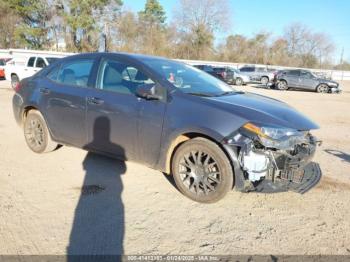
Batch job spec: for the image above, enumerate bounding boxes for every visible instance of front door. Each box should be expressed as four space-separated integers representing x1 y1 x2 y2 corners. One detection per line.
23 57 37 79
85 56 165 162
299 71 319 90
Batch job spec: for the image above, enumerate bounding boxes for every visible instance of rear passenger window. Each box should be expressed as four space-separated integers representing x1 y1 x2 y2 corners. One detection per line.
47 66 60 81
28 57 36 67
287 70 300 76
97 59 154 95
56 60 94 87
36 57 46 68
240 67 254 72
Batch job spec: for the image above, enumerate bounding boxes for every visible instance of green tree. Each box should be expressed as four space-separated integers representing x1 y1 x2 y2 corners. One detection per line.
3 0 50 49
138 0 166 24
64 0 122 52
138 0 167 55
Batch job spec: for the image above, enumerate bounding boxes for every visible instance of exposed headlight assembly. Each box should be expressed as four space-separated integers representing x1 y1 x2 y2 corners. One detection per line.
327 82 337 86
240 122 309 150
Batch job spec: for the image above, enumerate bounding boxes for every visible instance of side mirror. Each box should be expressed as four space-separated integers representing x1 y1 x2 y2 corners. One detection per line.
135 84 162 100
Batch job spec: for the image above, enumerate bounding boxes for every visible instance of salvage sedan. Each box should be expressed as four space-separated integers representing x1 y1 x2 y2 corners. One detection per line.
12 53 322 203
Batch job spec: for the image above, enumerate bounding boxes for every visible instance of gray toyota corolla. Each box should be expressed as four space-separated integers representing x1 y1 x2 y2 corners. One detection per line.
12 52 322 203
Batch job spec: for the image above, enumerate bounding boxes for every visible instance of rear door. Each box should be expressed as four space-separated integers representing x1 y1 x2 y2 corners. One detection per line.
284 70 300 87
240 67 254 80
39 56 98 147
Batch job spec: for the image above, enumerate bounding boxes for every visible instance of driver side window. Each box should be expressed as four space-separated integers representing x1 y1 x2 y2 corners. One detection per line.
97 59 155 95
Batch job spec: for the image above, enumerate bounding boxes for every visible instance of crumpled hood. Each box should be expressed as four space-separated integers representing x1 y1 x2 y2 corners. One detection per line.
318 78 338 86
207 92 319 130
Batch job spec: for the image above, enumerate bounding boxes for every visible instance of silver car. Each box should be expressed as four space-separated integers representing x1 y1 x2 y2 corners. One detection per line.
274 69 341 93
239 66 275 85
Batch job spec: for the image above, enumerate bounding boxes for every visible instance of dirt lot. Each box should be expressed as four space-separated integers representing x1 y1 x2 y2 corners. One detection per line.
0 79 350 255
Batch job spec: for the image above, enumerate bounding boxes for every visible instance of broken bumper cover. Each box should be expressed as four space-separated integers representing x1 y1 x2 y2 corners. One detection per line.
223 132 322 194
330 86 342 93
254 162 321 194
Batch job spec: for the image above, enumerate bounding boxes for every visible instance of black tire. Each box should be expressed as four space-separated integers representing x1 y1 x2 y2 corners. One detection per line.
235 77 243 86
316 84 329 93
11 74 19 89
261 76 269 85
277 80 288 90
171 137 234 203
24 110 59 153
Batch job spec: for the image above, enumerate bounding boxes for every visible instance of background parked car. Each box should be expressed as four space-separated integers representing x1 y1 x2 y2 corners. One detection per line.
239 66 274 85
212 67 250 85
0 59 6 79
274 69 341 93
6 56 60 88
193 64 218 78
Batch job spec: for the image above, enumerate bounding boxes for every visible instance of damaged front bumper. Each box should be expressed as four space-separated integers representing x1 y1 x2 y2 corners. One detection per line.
223 131 322 194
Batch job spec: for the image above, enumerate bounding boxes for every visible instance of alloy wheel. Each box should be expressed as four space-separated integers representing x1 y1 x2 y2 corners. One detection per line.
178 150 221 195
24 118 45 151
317 84 329 93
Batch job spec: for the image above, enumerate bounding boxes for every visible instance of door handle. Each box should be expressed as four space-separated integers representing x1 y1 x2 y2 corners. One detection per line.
87 97 104 105
39 87 50 94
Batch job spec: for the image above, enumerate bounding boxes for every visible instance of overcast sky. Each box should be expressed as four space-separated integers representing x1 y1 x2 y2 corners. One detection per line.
124 0 350 62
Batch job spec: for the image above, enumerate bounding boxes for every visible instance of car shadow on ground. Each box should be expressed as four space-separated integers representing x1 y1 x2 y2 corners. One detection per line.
325 149 350 163
67 116 126 260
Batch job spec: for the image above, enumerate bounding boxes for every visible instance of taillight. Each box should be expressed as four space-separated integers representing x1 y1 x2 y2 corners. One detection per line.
14 82 21 92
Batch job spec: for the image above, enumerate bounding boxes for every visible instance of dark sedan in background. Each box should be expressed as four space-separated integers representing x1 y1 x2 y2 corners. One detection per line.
13 52 321 203
274 69 341 93
194 65 250 85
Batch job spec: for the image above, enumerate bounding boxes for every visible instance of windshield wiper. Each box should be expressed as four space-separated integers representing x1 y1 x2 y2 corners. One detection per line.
217 91 240 96
187 92 213 97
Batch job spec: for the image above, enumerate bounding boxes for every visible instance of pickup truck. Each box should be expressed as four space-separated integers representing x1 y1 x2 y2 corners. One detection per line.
6 56 60 88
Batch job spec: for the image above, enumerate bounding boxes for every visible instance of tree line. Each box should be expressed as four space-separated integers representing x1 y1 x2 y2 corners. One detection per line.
1 0 349 70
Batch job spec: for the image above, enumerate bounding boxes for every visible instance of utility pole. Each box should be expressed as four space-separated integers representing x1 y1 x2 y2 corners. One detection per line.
340 47 344 67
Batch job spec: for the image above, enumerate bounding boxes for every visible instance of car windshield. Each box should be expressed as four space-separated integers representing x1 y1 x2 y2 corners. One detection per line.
143 58 235 97
0 60 5 66
46 57 59 65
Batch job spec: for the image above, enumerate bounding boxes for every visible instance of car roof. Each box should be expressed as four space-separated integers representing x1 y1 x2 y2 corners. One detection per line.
60 52 172 63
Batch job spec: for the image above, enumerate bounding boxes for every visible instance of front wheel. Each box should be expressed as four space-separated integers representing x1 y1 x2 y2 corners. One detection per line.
24 110 59 153
172 138 234 203
316 84 329 93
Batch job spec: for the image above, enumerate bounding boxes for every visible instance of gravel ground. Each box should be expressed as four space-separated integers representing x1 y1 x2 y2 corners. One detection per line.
0 79 350 255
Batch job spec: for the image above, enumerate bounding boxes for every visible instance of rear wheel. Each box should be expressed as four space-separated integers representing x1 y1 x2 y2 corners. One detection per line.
235 77 243 86
172 138 234 203
11 74 19 89
316 84 329 93
261 76 269 85
277 80 288 90
24 110 58 153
